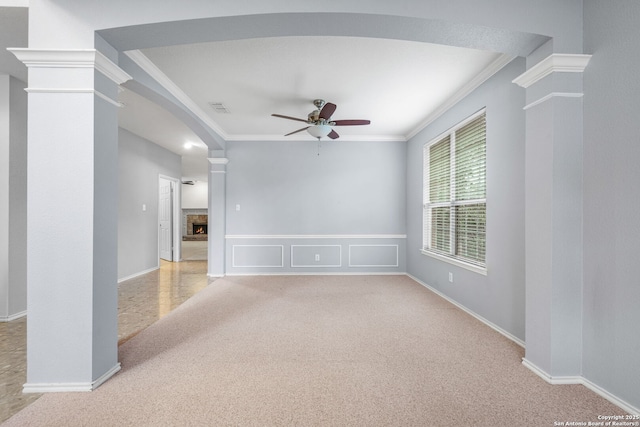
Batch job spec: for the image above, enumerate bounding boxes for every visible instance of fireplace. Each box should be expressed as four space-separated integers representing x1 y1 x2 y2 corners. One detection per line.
193 224 208 235
184 212 208 241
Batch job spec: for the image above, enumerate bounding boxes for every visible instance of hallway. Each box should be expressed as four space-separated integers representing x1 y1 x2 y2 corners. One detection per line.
0 260 214 423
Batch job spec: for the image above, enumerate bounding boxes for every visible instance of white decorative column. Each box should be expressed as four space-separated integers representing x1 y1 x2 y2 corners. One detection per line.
513 53 591 381
9 49 131 392
208 156 228 277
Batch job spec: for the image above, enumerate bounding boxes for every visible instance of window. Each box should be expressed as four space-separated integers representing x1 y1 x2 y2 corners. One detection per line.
423 110 486 272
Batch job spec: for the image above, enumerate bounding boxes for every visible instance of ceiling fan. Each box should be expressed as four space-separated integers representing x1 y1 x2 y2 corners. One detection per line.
272 99 370 139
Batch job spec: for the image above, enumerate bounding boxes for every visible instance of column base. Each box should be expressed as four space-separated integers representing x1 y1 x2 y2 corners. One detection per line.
23 363 121 393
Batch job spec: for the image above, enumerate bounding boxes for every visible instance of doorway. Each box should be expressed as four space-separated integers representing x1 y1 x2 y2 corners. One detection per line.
158 175 181 262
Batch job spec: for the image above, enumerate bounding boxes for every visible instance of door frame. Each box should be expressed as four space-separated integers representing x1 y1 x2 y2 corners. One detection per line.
158 174 181 262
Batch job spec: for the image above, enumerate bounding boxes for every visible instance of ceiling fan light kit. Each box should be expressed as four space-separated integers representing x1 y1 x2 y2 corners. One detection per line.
272 99 371 140
307 124 332 138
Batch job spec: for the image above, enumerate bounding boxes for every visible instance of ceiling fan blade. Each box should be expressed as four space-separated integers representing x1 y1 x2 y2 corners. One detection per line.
328 130 340 139
332 119 371 126
319 102 337 120
272 114 309 123
285 126 310 136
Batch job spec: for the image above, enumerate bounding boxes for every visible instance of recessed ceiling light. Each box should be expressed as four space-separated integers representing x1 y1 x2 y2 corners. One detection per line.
184 142 193 149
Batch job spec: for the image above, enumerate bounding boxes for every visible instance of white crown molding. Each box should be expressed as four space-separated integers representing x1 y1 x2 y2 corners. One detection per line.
226 134 406 142
406 53 515 141
207 158 229 165
8 48 132 85
512 53 592 88
125 50 229 140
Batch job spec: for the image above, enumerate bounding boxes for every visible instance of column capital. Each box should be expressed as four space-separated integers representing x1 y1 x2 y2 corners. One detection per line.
8 48 132 85
512 53 591 88
207 157 229 165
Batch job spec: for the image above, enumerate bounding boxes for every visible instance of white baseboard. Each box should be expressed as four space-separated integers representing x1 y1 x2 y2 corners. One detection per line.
23 363 121 394
0 310 27 322
118 266 159 283
406 273 525 347
522 358 639 415
224 271 407 277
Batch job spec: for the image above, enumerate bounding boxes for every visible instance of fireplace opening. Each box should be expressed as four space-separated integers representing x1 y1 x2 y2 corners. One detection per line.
193 224 207 235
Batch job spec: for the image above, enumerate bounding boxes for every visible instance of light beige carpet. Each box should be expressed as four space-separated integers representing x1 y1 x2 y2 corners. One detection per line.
3 275 624 426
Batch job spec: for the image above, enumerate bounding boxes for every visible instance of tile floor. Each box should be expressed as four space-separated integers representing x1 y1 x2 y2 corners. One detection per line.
0 259 214 423
181 240 208 261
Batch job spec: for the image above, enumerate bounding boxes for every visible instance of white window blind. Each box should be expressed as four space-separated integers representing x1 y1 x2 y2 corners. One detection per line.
423 110 486 269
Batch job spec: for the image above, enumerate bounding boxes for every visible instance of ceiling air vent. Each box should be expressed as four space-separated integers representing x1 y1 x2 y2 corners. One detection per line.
209 102 230 114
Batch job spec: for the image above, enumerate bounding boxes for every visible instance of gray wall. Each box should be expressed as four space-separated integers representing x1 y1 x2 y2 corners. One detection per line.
406 58 526 342
583 0 640 410
225 139 407 274
118 128 181 280
182 181 207 209
0 75 27 321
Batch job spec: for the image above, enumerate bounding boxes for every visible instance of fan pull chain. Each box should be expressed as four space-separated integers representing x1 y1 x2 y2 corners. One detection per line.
317 138 321 156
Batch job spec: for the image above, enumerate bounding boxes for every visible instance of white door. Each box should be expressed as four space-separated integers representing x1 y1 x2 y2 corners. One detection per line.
159 177 173 261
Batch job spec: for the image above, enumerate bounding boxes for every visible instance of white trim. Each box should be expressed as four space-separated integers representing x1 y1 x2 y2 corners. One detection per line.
211 171 226 174
522 92 584 110
23 88 122 107
125 50 228 139
159 174 182 263
94 90 123 107
227 134 406 142
117 265 160 284
512 53 592 88
521 358 579 384
421 249 487 276
226 234 407 239
291 245 342 268
0 310 27 322
8 48 132 85
23 363 121 394
348 244 399 268
407 273 525 347
207 158 229 165
225 272 406 277
522 359 640 415
407 54 514 140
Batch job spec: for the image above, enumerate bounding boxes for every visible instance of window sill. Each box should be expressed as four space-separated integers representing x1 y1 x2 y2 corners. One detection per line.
420 249 487 276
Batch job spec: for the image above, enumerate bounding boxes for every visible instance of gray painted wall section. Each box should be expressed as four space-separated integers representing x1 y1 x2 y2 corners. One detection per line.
406 58 526 342
118 128 181 280
583 0 640 410
0 75 8 321
0 76 26 321
225 140 407 274
92 71 120 379
7 76 27 320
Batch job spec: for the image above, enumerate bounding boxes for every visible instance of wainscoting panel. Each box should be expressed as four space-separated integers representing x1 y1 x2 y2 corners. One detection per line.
231 245 284 268
291 245 342 268
348 244 399 267
225 235 406 275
